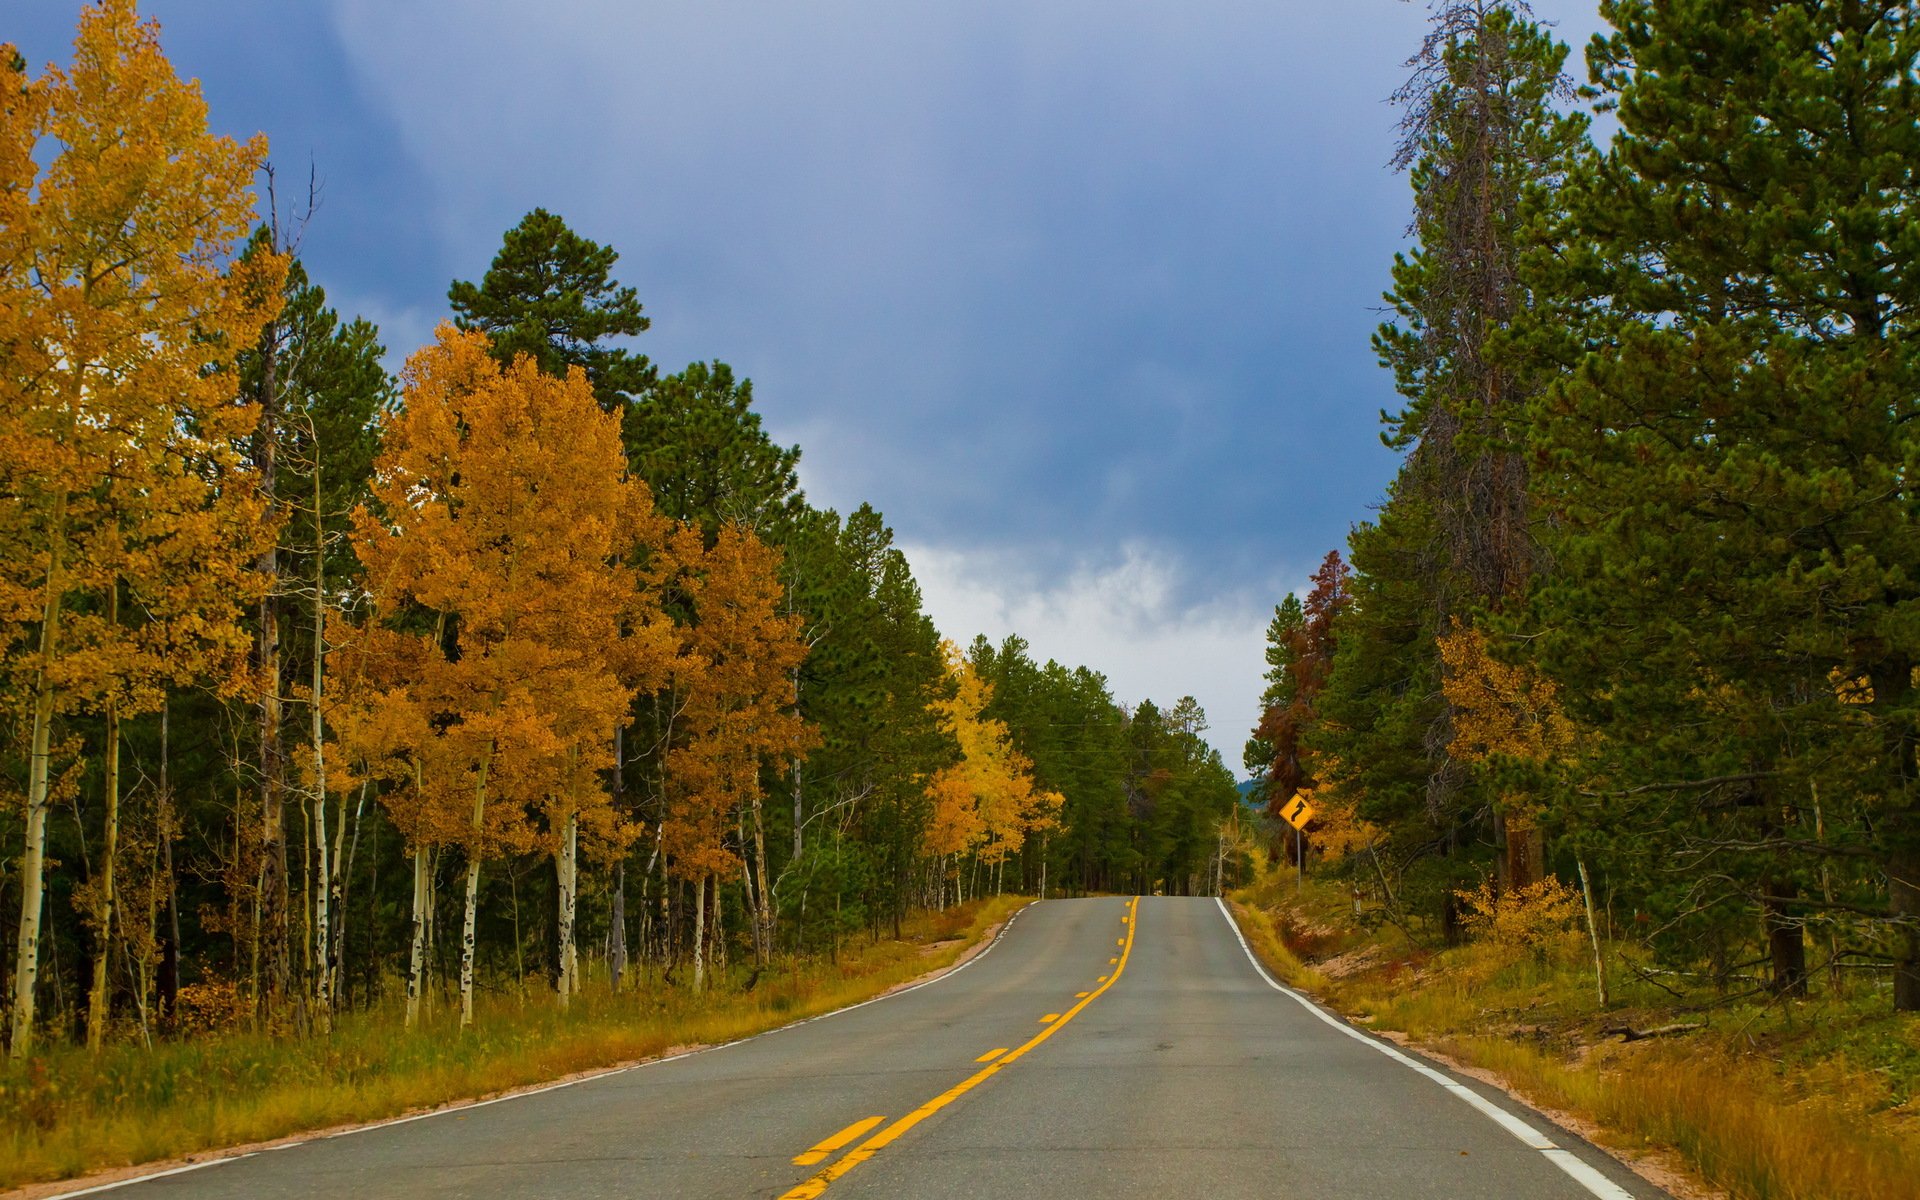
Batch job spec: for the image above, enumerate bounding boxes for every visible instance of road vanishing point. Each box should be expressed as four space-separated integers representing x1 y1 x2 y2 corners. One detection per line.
68 897 1670 1200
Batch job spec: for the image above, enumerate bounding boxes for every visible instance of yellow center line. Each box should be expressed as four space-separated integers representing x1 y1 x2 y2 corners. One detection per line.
1074 991 1089 998
1039 1013 1060 1023
974 1047 1008 1063
792 1115 886 1166
780 896 1142 1200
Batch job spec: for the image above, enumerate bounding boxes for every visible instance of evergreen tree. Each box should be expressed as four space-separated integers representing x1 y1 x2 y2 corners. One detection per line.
1524 0 1920 1006
624 360 804 537
448 208 653 410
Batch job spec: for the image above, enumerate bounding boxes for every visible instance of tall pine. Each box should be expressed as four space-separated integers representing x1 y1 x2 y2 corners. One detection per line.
1526 0 1920 1006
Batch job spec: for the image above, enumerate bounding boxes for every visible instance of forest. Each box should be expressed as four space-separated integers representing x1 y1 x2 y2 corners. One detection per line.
0 0 1247 1058
1246 0 1920 1016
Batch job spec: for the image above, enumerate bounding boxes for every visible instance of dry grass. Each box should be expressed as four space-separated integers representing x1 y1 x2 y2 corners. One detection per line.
0 896 1026 1192
1230 871 1920 1200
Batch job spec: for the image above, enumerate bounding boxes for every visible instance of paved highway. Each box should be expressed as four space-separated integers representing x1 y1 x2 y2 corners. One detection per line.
74 897 1669 1199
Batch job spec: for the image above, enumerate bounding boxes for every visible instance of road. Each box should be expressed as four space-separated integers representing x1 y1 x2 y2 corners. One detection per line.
75 897 1669 1200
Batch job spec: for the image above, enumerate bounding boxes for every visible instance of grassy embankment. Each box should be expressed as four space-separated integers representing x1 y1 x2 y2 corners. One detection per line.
0 895 1026 1192
1230 870 1919 1200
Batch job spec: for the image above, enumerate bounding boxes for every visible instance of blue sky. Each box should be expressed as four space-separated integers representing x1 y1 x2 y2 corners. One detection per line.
14 0 1611 765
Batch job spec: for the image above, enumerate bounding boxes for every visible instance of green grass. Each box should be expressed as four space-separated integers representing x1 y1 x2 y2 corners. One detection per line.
1230 870 1920 1200
0 896 1027 1191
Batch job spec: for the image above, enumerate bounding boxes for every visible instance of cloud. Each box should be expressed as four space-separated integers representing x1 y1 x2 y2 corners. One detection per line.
905 540 1294 771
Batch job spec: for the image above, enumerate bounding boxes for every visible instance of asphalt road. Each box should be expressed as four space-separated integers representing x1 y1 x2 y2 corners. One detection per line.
79 897 1670 1200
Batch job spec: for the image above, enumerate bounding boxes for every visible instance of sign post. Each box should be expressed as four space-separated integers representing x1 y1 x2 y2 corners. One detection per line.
1279 792 1315 894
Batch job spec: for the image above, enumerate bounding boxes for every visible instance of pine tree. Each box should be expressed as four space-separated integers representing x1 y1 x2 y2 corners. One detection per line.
1525 0 1920 1007
624 360 804 537
448 208 653 411
1368 1 1585 889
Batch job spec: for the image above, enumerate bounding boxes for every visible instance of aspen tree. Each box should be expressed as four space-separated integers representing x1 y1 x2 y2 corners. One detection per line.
0 3 280 1054
353 326 667 1025
662 524 814 975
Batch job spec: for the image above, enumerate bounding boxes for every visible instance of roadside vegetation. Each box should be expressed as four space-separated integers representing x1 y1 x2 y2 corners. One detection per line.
1239 7 1920 1198
0 2 1246 1188
1232 871 1919 1200
0 895 1024 1191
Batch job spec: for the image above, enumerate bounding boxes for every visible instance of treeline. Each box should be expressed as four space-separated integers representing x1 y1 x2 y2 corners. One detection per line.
1248 0 1920 1013
0 1 1248 1054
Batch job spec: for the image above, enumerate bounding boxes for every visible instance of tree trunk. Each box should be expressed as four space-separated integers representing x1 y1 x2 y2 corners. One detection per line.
750 794 773 966
458 750 492 1029
329 781 365 1015
405 847 430 1029
1576 855 1608 1007
1762 880 1807 998
609 861 627 993
86 687 122 1051
310 508 332 1031
792 664 804 862
158 703 180 1026
692 873 708 993
1872 658 1920 1012
10 496 66 1057
256 339 289 1019
1892 845 1920 1011
556 808 579 1006
459 854 483 1028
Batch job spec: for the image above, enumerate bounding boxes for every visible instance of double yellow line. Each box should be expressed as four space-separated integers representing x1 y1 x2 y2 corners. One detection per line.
780 896 1142 1200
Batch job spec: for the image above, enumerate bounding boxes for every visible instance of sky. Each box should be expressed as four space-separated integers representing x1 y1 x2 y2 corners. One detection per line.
13 0 1612 767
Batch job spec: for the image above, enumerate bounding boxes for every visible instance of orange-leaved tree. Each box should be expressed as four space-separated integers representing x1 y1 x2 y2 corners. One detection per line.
662 523 815 985
0 2 282 1055
351 325 671 1026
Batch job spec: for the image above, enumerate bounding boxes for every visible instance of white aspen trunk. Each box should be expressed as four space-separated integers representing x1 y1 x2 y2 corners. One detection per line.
10 496 66 1057
692 872 708 993
405 847 430 1029
311 482 332 1031
87 688 121 1051
459 855 482 1028
133 844 157 1049
609 861 627 993
556 809 579 1006
328 780 364 1012
713 873 726 972
1576 855 1608 1008
458 751 492 1029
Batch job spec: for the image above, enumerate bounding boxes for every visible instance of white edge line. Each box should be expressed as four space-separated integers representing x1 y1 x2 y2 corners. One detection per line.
1213 897 1638 1200
37 901 1039 1200
33 1157 252 1199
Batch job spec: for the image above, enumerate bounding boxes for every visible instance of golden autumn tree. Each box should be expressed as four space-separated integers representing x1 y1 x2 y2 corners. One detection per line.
0 4 282 1055
351 325 672 1026
924 644 1045 901
662 523 815 986
1438 619 1575 888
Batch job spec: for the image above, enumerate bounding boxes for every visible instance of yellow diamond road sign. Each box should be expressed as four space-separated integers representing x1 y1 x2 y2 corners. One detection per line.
1280 793 1315 831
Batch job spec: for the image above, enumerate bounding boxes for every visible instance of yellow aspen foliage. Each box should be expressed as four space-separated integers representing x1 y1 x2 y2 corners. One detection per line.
1293 767 1382 864
1437 619 1575 885
350 324 671 1023
924 643 1047 868
1 2 283 1054
661 523 816 883
1436 620 1575 766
